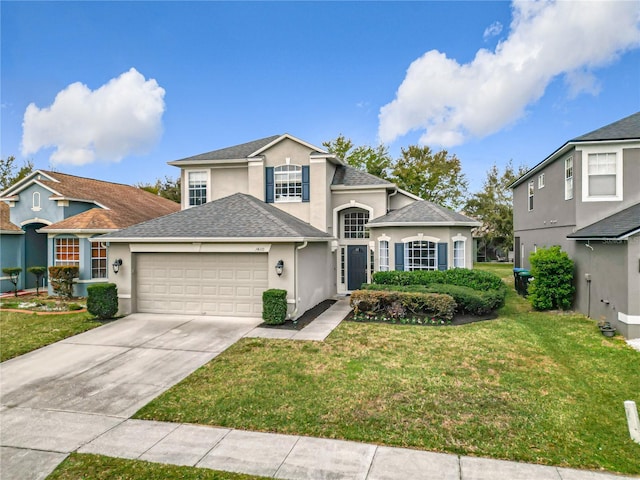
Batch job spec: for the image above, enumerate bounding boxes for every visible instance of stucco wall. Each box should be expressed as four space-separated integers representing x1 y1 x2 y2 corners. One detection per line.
296 241 335 318
0 233 25 292
8 183 65 226
514 226 577 270
211 166 249 200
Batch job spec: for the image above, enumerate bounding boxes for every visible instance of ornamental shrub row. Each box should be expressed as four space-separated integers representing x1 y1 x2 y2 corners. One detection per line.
350 290 456 322
372 268 505 292
361 283 504 315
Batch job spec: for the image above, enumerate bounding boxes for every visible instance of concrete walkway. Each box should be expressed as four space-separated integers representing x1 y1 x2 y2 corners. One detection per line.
1 301 637 480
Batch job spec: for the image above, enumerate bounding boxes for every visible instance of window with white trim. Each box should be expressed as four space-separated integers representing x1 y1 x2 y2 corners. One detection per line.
379 240 389 271
453 240 465 268
340 247 346 284
91 242 107 279
188 171 207 207
343 210 370 239
32 192 41 210
587 153 617 197
528 181 534 211
55 238 80 266
538 173 545 189
274 164 302 202
565 157 573 200
404 240 437 271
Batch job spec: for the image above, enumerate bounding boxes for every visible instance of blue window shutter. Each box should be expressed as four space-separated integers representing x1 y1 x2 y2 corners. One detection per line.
265 167 274 203
437 243 448 271
302 165 310 202
394 243 404 271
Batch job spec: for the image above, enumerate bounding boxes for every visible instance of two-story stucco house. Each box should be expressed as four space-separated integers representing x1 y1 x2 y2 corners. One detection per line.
511 112 640 339
0 171 180 295
100 134 480 319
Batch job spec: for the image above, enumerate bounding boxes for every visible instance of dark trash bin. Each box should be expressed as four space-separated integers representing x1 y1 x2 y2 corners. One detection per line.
513 268 526 294
517 270 533 297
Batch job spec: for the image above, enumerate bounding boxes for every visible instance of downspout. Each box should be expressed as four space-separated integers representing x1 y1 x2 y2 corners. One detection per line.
387 187 398 213
288 241 308 320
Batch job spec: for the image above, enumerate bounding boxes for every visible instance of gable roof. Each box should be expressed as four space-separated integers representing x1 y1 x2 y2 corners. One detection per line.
567 203 640 240
3 170 180 232
0 202 22 234
167 134 332 165
100 193 332 242
332 165 393 187
368 200 481 227
510 112 640 189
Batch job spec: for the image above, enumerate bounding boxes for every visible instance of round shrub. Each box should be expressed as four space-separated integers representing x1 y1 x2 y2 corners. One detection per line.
87 283 118 319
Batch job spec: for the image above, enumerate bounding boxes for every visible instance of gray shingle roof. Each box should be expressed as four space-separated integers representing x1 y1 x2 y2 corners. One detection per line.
368 201 480 226
332 165 392 187
572 112 640 142
170 135 282 163
567 203 640 239
100 193 332 240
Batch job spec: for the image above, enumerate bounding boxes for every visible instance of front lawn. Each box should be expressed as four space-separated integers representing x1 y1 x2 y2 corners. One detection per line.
47 453 268 480
0 311 101 362
135 263 640 475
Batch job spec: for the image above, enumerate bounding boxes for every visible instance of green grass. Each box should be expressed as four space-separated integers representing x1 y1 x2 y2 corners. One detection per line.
47 453 268 480
0 311 101 362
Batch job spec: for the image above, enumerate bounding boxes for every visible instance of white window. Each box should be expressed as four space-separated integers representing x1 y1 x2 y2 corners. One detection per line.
538 173 545 189
340 247 346 284
453 240 465 268
587 153 617 197
404 240 437 271
343 210 370 239
379 240 389 271
55 238 80 267
565 157 573 200
274 164 302 202
188 171 207 207
528 181 534 211
91 242 107 279
32 192 41 211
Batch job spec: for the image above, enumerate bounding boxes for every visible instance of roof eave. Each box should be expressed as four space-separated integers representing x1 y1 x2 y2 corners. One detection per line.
331 184 391 191
96 236 333 243
0 229 24 235
167 158 249 166
249 133 328 157
38 228 121 234
368 221 481 228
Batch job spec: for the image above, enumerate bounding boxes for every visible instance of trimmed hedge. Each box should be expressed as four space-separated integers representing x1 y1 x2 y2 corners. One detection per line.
2 267 22 296
372 268 505 292
27 266 47 295
48 266 79 298
361 283 504 315
87 283 119 319
350 290 456 322
529 246 574 310
262 289 288 325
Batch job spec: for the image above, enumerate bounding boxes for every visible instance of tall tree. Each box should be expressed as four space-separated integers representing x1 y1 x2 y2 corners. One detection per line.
0 156 34 191
391 145 468 210
137 175 181 203
464 160 528 255
323 135 393 180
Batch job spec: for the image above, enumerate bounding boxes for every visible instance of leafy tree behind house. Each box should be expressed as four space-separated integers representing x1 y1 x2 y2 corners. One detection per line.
464 160 528 260
0 156 34 191
137 175 181 203
323 135 393 180
391 145 468 211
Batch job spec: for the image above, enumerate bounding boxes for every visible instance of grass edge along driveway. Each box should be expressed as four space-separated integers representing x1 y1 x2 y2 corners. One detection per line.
135 264 640 475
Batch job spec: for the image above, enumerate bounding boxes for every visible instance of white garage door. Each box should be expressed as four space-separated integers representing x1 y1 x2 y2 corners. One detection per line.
136 252 268 317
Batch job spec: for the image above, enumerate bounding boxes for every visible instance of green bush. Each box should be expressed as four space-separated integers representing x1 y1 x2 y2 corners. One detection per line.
87 283 119 319
48 266 79 299
372 268 505 292
528 246 574 310
2 267 22 297
262 289 288 325
362 283 504 315
27 266 47 295
350 289 456 322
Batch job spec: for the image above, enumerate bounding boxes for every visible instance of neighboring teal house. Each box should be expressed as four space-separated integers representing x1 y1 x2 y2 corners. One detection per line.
0 170 179 296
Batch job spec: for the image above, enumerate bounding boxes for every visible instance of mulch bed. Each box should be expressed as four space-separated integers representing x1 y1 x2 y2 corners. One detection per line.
257 299 337 330
345 310 498 326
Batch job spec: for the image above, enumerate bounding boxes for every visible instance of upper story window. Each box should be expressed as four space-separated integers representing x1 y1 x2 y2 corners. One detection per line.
404 240 437 271
91 242 107 279
453 240 465 268
565 157 573 200
188 171 207 207
343 210 369 239
379 240 389 271
528 181 534 211
55 237 80 266
32 192 41 211
538 173 545 189
274 164 302 202
587 153 617 197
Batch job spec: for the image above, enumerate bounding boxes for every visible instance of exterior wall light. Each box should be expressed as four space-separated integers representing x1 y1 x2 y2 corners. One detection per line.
112 258 123 274
275 259 284 276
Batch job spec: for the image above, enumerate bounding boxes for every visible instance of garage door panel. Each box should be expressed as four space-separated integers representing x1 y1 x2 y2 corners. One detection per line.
136 253 267 317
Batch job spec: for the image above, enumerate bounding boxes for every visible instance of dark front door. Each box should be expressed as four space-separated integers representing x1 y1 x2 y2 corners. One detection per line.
347 245 367 291
24 223 48 289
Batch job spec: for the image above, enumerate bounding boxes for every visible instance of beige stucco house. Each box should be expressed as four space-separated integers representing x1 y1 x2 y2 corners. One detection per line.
99 134 480 319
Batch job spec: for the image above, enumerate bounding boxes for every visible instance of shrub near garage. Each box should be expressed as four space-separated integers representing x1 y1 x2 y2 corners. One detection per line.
262 289 287 325
87 283 118 319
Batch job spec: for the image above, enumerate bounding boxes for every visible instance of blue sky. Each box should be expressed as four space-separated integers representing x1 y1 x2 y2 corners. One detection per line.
2 1 639 194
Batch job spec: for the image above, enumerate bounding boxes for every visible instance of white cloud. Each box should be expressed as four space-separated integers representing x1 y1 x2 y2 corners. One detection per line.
378 0 640 147
22 68 165 166
483 21 503 41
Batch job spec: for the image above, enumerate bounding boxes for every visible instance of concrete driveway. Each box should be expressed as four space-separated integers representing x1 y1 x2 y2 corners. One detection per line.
0 313 261 479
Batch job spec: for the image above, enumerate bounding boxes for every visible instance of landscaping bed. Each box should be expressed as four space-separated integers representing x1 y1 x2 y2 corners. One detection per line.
257 299 336 330
0 293 86 313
